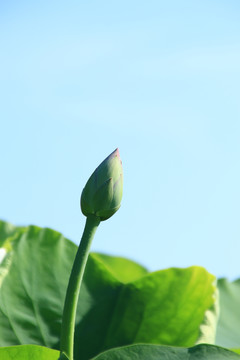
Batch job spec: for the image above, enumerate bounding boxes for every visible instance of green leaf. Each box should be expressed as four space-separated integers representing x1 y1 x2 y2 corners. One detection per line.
91 252 148 282
96 266 216 351
0 220 18 244
231 349 240 354
0 345 59 360
0 219 23 247
0 224 77 349
0 220 218 360
92 343 240 359
216 278 240 348
232 349 240 355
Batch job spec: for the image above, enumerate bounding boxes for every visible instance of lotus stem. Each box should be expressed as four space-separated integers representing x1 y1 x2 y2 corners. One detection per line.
59 214 100 360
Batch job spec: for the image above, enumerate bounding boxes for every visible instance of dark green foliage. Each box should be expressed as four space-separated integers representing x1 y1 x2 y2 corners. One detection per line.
0 220 239 360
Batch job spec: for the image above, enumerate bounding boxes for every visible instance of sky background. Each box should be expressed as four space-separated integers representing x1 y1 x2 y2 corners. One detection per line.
0 1 240 280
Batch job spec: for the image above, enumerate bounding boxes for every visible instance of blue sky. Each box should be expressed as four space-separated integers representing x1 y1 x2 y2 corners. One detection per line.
1 1 240 279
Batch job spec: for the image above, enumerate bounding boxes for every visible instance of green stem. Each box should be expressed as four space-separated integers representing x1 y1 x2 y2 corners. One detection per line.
59 214 101 360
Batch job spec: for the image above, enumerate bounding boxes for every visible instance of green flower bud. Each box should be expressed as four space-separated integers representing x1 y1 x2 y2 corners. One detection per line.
80 148 123 221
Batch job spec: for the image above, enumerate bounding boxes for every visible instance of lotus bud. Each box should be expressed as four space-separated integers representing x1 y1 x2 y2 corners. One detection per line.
80 148 123 221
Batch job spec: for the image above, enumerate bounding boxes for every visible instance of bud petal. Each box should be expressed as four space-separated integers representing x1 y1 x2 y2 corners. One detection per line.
93 178 113 214
80 149 123 221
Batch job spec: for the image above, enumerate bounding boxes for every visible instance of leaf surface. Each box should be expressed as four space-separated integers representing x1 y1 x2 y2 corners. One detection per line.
0 220 19 245
0 345 59 360
0 225 76 349
216 278 240 348
92 343 240 360
91 252 148 282
98 266 216 351
0 220 218 359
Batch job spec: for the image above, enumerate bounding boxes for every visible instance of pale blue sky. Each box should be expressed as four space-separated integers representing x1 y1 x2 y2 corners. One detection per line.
1 1 240 279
